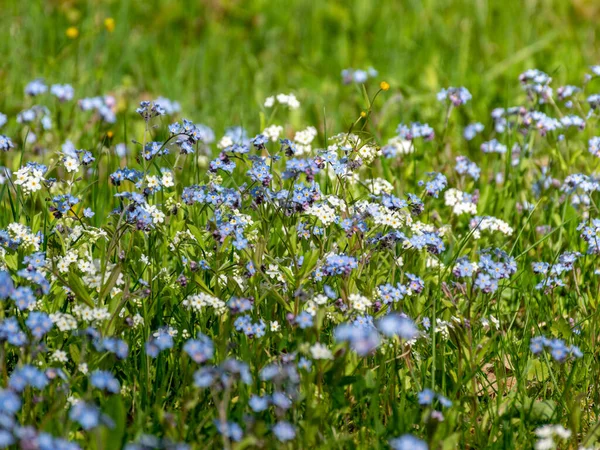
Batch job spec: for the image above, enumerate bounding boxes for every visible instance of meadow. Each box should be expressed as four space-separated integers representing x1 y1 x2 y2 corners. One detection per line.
1 0 600 449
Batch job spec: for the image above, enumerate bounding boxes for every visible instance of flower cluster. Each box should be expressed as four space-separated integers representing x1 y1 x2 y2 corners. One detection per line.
0 67 595 448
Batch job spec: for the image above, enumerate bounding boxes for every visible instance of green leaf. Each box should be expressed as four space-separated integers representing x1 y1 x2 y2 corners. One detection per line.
102 396 126 449
99 264 122 305
69 344 80 364
68 271 94 307
526 359 550 382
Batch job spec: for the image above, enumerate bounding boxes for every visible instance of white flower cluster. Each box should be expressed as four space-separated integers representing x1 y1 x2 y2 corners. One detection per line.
57 250 85 273
51 350 69 363
470 216 514 239
230 210 254 228
348 293 372 312
169 229 197 251
365 178 393 195
480 315 500 331
310 343 333 360
384 136 414 155
50 312 78 331
293 126 318 155
444 188 477 215
182 292 227 314
263 124 283 142
410 221 446 236
303 294 330 317
6 223 41 251
72 305 111 323
534 424 571 450
145 170 175 190
82 260 124 296
161 169 175 187
264 93 300 110
324 195 344 208
132 313 144 328
14 165 45 194
364 203 412 229
357 144 381 165
313 294 329 306
266 264 286 283
141 203 166 225
305 202 337 226
434 318 454 340
217 135 234 150
426 256 444 269
67 225 108 244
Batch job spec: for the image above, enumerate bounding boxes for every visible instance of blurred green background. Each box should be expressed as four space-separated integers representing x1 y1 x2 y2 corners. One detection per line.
1 0 600 133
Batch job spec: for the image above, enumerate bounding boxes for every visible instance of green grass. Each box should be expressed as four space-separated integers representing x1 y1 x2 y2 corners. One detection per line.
1 0 598 133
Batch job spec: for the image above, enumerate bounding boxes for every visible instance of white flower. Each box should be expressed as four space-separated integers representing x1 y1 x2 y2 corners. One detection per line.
365 178 394 195
73 305 110 323
489 315 500 330
266 264 285 282
306 203 337 226
50 313 78 331
143 204 165 225
266 93 300 110
51 350 68 363
161 171 174 187
263 124 283 142
264 96 275 108
384 136 413 155
305 301 317 316
444 188 477 215
270 321 280 332
313 294 329 306
534 437 555 450
357 144 381 165
146 175 160 189
64 156 80 173
470 216 514 239
348 293 372 312
133 314 144 328
25 177 42 192
217 135 234 150
13 165 46 195
294 126 317 145
183 293 227 314
553 426 571 440
310 343 333 360
6 223 41 251
292 126 317 155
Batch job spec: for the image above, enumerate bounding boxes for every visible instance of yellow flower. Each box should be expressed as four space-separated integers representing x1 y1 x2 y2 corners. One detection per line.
360 111 367 118
66 27 79 39
104 18 115 33
107 131 114 139
379 81 390 91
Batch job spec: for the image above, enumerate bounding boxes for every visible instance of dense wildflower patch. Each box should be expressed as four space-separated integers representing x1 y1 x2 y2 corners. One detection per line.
0 69 599 449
